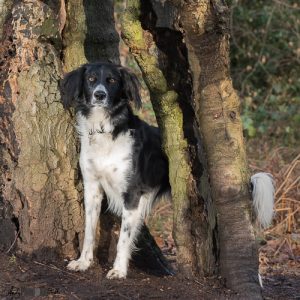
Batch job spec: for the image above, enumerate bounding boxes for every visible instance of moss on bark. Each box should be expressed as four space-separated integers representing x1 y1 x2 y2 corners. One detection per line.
122 0 209 276
63 0 120 71
63 0 87 71
122 1 262 297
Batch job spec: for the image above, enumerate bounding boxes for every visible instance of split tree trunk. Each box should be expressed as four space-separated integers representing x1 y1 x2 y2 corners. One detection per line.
122 0 217 278
1 0 262 297
122 0 262 298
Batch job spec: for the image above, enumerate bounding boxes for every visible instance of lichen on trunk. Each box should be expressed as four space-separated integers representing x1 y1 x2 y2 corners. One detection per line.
122 0 217 277
122 0 263 297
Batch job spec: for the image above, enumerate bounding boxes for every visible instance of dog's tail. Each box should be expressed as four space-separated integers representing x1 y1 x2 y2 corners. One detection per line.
251 172 275 228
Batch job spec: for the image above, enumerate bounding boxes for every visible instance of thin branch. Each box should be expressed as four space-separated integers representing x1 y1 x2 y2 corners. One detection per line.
33 261 87 280
6 230 20 254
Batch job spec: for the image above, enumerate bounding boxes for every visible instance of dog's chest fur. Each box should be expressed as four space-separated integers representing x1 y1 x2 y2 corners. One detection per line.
77 109 134 215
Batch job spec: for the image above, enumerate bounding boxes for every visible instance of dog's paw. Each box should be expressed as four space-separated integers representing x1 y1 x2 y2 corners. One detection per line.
106 268 126 279
67 259 91 271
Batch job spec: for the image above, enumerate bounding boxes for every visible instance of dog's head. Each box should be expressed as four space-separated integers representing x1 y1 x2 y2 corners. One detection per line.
60 62 142 114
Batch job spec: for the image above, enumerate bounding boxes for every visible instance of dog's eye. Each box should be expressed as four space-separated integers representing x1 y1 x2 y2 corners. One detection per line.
107 77 116 84
88 76 96 82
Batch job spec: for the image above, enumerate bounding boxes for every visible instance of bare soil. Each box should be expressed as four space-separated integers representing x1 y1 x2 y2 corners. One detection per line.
0 251 230 300
0 250 299 300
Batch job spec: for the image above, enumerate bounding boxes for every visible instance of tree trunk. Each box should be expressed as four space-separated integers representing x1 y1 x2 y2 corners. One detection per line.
122 0 217 278
0 0 81 258
178 1 261 297
122 0 262 298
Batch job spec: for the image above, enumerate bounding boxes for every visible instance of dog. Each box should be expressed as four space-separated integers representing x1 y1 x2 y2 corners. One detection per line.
60 62 275 279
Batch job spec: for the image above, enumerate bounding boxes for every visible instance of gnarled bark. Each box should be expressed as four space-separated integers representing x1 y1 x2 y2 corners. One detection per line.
123 0 262 298
0 1 81 258
122 0 217 277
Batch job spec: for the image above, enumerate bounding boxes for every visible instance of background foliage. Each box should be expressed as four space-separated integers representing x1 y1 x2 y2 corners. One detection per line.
229 0 300 145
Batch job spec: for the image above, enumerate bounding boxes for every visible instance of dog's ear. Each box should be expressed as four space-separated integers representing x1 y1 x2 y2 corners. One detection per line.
60 66 85 109
119 67 142 109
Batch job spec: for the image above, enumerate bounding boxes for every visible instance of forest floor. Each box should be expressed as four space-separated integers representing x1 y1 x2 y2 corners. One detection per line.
0 246 299 300
0 145 299 299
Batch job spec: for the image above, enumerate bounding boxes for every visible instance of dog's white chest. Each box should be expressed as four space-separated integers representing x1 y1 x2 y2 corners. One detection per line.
77 111 134 215
83 132 133 174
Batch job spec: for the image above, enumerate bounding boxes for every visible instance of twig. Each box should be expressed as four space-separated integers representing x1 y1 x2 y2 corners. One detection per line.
6 230 20 254
153 203 172 218
279 197 299 204
117 293 132 300
274 238 286 257
194 279 204 286
33 261 87 280
276 176 300 204
71 292 82 300
275 159 299 197
267 147 286 162
282 154 300 178
274 208 291 212
285 237 295 260
194 279 213 294
269 207 300 232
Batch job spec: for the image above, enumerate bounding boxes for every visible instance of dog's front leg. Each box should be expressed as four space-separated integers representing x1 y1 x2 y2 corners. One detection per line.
106 204 143 279
68 179 103 271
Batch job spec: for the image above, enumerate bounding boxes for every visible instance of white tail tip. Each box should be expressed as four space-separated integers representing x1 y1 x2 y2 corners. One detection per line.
251 172 275 229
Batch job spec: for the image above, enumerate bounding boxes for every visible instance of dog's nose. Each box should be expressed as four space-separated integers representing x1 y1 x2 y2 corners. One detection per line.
94 90 107 101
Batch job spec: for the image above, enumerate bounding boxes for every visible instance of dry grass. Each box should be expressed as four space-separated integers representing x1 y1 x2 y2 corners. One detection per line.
247 143 300 236
149 143 300 237
147 141 300 275
247 142 300 277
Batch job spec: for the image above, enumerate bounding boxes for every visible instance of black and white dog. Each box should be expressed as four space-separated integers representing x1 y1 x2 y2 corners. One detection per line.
61 62 274 279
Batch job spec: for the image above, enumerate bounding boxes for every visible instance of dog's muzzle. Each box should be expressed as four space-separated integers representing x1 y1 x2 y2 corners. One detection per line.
92 85 108 106
94 90 107 101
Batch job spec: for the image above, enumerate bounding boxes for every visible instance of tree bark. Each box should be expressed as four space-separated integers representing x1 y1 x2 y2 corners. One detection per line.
0 1 82 258
177 1 262 297
122 0 217 277
63 0 120 71
122 0 262 298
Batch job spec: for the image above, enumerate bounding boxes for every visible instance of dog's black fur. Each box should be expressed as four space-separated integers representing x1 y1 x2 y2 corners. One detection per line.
61 62 170 212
